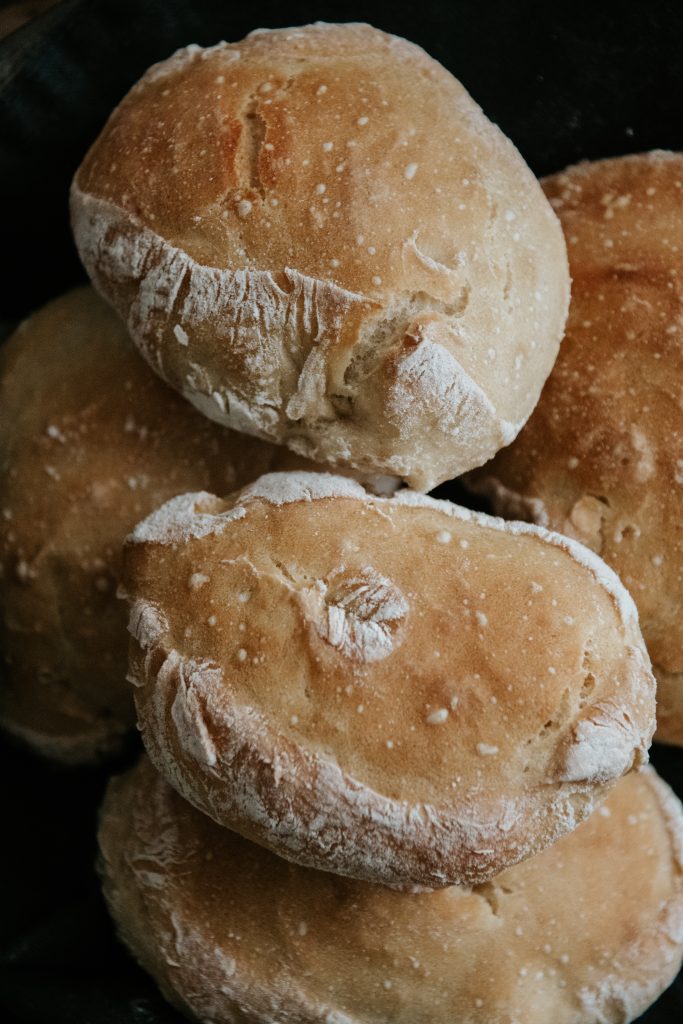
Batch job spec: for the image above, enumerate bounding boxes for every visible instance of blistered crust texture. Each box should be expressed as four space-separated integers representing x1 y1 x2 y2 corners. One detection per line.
0 287 280 762
99 759 683 1024
71 22 569 490
122 472 655 888
466 152 683 744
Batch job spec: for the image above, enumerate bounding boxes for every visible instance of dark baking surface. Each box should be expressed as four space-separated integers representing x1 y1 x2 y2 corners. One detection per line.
0 0 682 1021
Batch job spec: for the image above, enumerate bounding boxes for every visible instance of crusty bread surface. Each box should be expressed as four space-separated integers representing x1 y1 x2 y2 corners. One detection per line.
98 757 683 1024
0 287 279 761
122 471 655 888
467 152 683 745
71 22 569 490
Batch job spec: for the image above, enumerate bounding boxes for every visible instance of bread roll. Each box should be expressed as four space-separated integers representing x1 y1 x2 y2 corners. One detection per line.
99 757 683 1024
467 152 683 745
122 471 654 888
70 22 569 491
0 287 281 763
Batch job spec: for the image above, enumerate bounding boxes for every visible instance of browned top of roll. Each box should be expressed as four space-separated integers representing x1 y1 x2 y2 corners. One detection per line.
71 22 568 489
122 472 654 887
99 758 683 1024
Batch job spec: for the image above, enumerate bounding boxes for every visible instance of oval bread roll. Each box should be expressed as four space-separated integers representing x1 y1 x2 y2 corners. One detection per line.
467 152 683 745
71 22 569 490
0 287 279 763
99 757 683 1024
122 471 655 888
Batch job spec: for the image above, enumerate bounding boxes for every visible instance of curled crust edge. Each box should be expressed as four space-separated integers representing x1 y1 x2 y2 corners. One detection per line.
132 633 617 889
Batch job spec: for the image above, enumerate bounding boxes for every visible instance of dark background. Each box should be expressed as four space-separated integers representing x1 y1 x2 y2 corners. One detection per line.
1 0 683 1021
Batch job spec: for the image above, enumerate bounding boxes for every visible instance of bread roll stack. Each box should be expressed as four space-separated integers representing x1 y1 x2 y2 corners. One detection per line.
1 19 680 1024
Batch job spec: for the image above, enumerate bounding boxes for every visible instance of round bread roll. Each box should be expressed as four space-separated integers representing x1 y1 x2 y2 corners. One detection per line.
0 286 281 763
466 152 683 745
70 22 569 491
99 757 683 1024
122 471 654 888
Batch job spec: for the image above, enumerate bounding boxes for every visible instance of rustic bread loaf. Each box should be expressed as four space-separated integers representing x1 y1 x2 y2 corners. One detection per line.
71 22 569 490
0 287 279 762
99 757 683 1024
122 471 654 888
467 152 683 745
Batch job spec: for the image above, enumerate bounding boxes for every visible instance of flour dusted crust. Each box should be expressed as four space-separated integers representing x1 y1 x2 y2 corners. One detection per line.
122 471 655 888
99 758 683 1024
467 152 683 745
0 287 281 763
71 22 569 490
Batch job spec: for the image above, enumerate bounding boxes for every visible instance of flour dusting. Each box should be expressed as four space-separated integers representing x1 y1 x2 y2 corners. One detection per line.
300 567 408 662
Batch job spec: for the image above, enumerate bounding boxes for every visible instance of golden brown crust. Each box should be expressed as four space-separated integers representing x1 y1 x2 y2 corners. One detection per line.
466 152 683 744
71 22 569 490
99 758 683 1024
122 472 655 887
0 287 280 762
